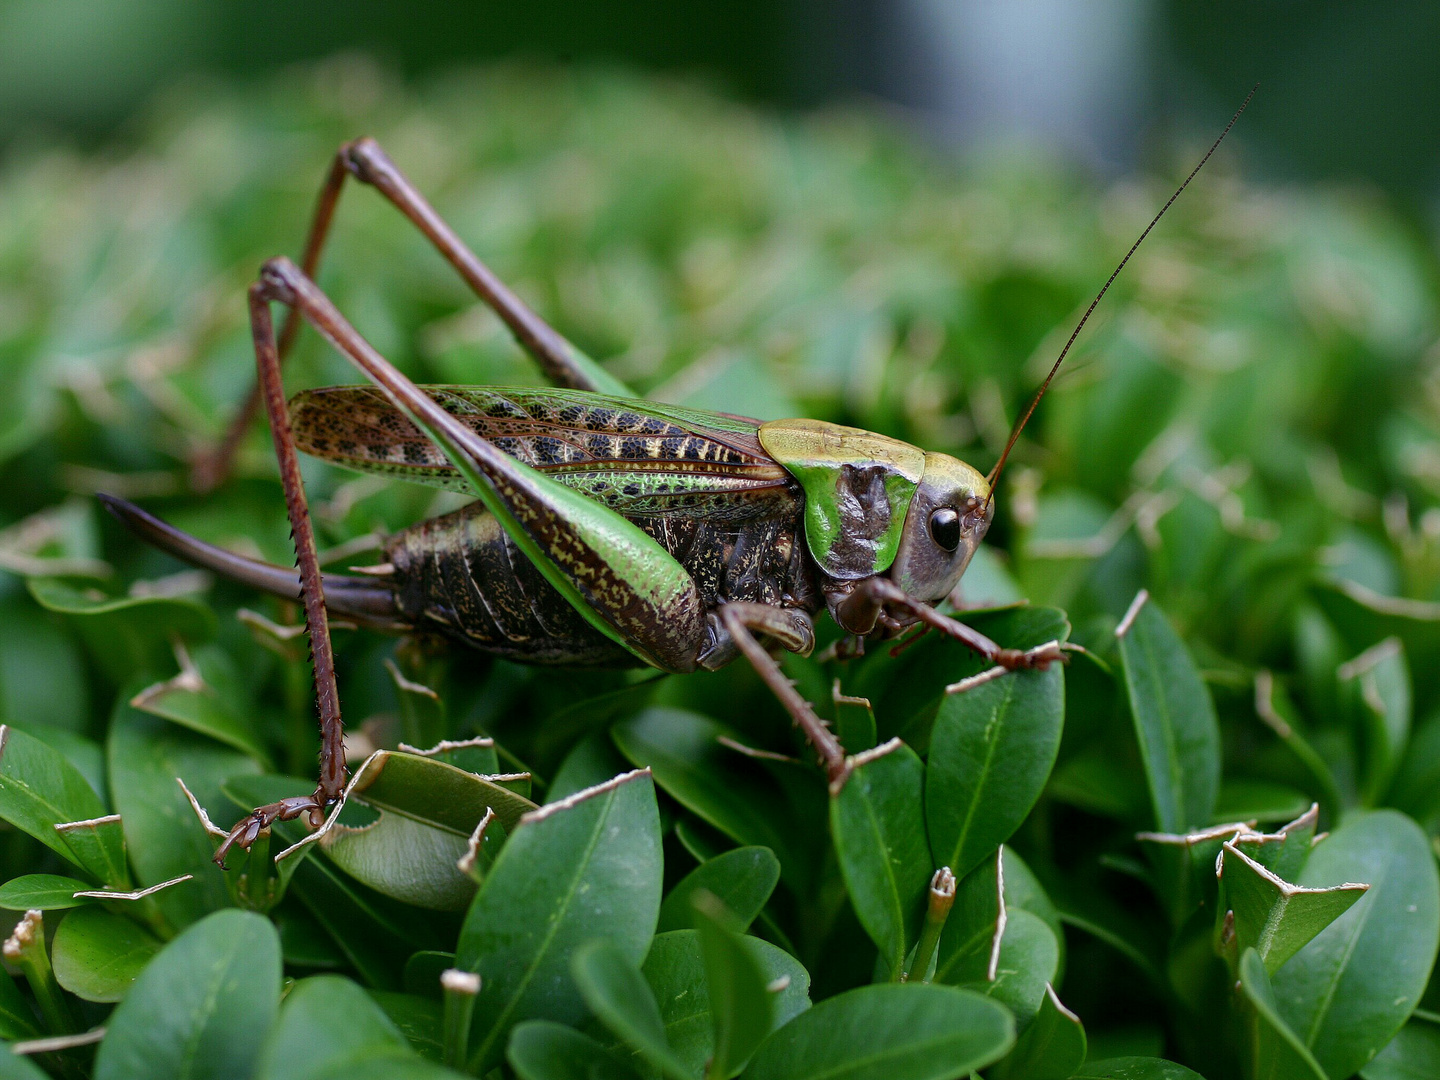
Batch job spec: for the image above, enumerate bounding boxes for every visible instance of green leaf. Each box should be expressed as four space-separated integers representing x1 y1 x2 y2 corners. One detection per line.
109 700 261 928
990 983 1087 1080
658 847 779 934
0 723 118 878
456 769 662 1072
548 732 631 803
27 578 214 684
1338 638 1411 804
0 1047 48 1080
830 740 930 978
1070 1059 1206 1079
1239 948 1327 1080
302 1054 468 1080
612 708 809 891
572 939 691 1080
0 874 91 910
742 983 1013 1080
351 750 537 834
321 810 474 912
1137 823 1248 930
369 991 443 1061
1221 840 1368 974
51 905 162 1002
695 892 772 1079
1272 810 1440 1080
926 660 1063 881
386 660 448 752
94 908 281 1080
0 966 40 1041
256 974 409 1080
1361 1021 1440 1080
0 601 88 732
642 930 809 1079
953 909 1058 1028
129 666 271 765
1115 592 1221 832
508 1021 642 1080
1230 805 1320 883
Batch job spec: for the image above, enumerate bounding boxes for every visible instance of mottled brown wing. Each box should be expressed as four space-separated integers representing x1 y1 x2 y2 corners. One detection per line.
290 384 796 519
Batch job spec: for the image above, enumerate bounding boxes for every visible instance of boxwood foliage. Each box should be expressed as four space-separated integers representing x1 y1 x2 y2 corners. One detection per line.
0 60 1438 1080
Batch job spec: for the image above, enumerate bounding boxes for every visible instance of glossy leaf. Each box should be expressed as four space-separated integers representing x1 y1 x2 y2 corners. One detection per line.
1273 810 1440 1080
456 770 662 1072
94 908 281 1080
1361 1021 1440 1080
952 909 1059 1028
830 741 930 977
322 811 474 912
129 668 270 765
256 974 410 1080
0 1048 47 1080
572 939 690 1080
1115 593 1221 832
351 750 537 834
1221 841 1367 974
1239 948 1327 1080
695 893 772 1079
1071 1059 1206 1079
508 1021 642 1080
927 662 1063 881
51 905 161 1002
27 578 214 683
109 701 260 928
657 846 780 934
743 983 1012 1080
991 983 1087 1080
612 708 808 890
642 930 810 1079
0 874 91 910
1338 638 1410 804
0 723 118 877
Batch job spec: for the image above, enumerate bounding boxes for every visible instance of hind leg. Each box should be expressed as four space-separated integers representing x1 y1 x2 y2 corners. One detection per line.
195 138 633 490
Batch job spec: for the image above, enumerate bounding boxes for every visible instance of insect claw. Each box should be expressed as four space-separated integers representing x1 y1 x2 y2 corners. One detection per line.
212 794 327 870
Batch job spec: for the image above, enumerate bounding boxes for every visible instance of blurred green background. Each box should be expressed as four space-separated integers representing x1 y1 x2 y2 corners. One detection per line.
2 0 1440 199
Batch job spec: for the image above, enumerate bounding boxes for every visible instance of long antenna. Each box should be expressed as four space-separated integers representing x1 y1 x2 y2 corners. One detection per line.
985 84 1259 501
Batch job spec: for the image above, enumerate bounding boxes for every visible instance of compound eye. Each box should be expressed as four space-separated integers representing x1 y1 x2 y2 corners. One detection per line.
928 507 961 553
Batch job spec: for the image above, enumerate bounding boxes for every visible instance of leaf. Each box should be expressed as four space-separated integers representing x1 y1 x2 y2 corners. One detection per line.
369 991 443 1061
0 723 119 878
386 660 447 752
642 930 809 1079
109 700 261 929
1070 1059 1206 1079
695 893 772 1079
51 905 162 1002
0 966 40 1041
1221 840 1368 974
954 910 1058 1028
456 769 663 1072
0 1047 48 1080
352 750 537 833
612 708 809 890
302 1054 468 1080
94 908 281 1080
991 984 1087 1080
1361 1021 1440 1080
1137 822 1248 930
1115 591 1221 832
27 578 214 684
1272 810 1440 1080
322 810 474 912
0 601 88 732
508 1021 642 1080
658 846 780 934
256 974 410 1080
830 741 930 978
926 660 1063 881
1239 948 1327 1080
742 983 1013 1080
572 939 690 1080
548 731 631 803
0 874 92 910
1338 638 1411 804
1231 805 1320 883
129 665 270 765
226 776 430 989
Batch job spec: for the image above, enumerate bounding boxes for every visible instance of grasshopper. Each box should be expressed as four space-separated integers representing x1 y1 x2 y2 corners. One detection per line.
101 92 1251 863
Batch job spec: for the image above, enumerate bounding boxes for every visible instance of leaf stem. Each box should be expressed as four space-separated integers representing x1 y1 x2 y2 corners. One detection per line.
3 910 75 1034
904 868 956 983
